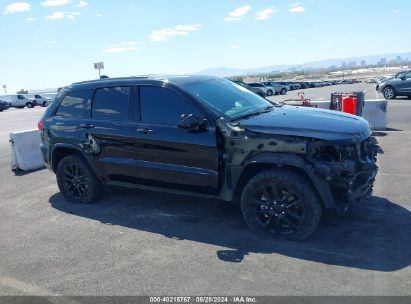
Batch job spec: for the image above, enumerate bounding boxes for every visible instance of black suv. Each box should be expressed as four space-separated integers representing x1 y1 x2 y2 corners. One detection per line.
39 75 378 240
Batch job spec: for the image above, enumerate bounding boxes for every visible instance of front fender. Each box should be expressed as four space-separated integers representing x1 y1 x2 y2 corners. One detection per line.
241 152 336 209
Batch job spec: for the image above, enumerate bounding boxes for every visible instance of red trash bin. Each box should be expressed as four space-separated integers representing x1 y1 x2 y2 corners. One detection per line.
341 96 358 115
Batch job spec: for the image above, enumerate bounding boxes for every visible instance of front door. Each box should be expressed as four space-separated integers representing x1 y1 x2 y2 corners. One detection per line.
397 71 411 94
133 85 219 194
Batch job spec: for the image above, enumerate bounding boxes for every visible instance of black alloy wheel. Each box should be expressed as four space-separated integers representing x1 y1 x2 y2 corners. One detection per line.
241 169 322 241
56 154 103 204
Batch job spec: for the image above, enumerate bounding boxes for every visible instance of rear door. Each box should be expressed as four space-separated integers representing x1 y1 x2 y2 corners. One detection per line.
133 85 219 194
76 86 140 182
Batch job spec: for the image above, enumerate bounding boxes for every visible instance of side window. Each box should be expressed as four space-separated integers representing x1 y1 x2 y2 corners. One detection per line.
405 72 411 79
92 87 130 121
140 86 199 125
18 95 25 99
55 89 93 118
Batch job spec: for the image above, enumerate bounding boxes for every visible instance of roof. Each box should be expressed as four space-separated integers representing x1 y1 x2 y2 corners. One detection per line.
70 75 217 90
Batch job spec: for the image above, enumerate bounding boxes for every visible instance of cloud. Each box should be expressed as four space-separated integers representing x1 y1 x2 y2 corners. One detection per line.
45 11 80 20
26 17 35 21
103 41 140 53
255 7 275 20
76 1 87 8
149 24 201 42
228 41 243 50
290 3 305 13
4 2 31 14
96 13 102 17
224 5 251 21
41 0 71 7
229 44 240 50
393 9 400 13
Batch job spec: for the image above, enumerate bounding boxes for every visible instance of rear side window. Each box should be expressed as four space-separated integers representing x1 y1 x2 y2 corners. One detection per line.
55 90 92 118
92 87 130 121
140 86 199 125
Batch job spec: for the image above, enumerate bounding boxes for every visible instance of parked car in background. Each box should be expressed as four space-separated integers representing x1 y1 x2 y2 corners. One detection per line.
296 82 309 89
25 94 50 107
378 70 411 100
232 81 266 98
366 79 377 84
0 100 11 111
262 81 288 95
248 82 275 96
0 94 34 108
276 82 296 90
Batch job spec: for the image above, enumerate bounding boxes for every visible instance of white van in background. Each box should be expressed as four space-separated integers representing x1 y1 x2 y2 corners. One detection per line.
25 94 50 107
0 94 35 108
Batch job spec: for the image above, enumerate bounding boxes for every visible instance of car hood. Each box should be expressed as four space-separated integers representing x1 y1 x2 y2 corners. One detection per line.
239 105 371 144
383 78 401 85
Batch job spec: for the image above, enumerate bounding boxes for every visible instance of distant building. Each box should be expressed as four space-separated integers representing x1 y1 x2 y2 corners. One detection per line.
348 61 357 68
396 56 402 64
342 62 347 68
379 58 387 65
361 60 366 66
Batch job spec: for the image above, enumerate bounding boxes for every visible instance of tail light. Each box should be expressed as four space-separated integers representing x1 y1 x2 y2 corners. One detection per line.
38 120 44 131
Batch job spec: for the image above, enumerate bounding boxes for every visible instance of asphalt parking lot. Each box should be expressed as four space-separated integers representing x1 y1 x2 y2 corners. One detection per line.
0 84 411 296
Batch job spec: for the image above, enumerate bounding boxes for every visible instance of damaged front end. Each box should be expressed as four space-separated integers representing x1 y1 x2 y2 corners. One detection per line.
306 138 378 209
216 112 378 211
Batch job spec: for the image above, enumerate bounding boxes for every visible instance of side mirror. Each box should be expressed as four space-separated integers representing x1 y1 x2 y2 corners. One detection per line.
178 114 209 131
401 76 407 81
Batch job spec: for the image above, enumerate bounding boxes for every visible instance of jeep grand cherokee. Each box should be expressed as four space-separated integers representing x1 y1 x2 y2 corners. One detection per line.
39 75 378 240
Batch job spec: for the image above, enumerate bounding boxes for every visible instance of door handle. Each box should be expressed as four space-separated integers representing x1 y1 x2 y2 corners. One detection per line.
79 123 94 129
136 128 154 135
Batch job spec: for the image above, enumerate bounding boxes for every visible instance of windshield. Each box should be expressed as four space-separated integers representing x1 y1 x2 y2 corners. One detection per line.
182 78 274 121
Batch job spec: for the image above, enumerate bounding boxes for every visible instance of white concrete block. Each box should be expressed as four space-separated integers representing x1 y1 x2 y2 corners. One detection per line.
362 99 388 130
10 130 45 171
310 100 331 109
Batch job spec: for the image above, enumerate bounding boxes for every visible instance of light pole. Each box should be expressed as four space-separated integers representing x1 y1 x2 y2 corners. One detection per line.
2 85 6 94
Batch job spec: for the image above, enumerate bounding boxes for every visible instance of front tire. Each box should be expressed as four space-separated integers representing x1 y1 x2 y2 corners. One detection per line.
383 86 396 100
26 102 34 108
241 169 322 241
56 154 103 204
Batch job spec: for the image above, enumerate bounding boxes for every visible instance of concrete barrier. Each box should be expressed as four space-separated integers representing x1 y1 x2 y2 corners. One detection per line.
361 99 388 130
309 99 387 130
10 130 45 171
310 100 331 109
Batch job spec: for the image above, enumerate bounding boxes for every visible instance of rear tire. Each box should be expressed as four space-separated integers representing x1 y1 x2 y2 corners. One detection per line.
241 169 322 241
26 102 34 108
266 90 273 96
280 88 287 95
383 86 396 100
56 154 103 204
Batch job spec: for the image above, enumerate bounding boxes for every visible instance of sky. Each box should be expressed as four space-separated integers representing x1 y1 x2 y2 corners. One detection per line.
0 0 410 93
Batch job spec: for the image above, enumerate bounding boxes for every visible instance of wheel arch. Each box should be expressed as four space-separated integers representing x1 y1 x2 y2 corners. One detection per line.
233 153 336 209
51 144 83 172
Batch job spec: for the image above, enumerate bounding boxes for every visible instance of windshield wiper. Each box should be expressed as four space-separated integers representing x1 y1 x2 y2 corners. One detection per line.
232 106 274 121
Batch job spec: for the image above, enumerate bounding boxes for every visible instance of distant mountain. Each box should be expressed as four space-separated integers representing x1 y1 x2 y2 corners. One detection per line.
197 52 411 77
